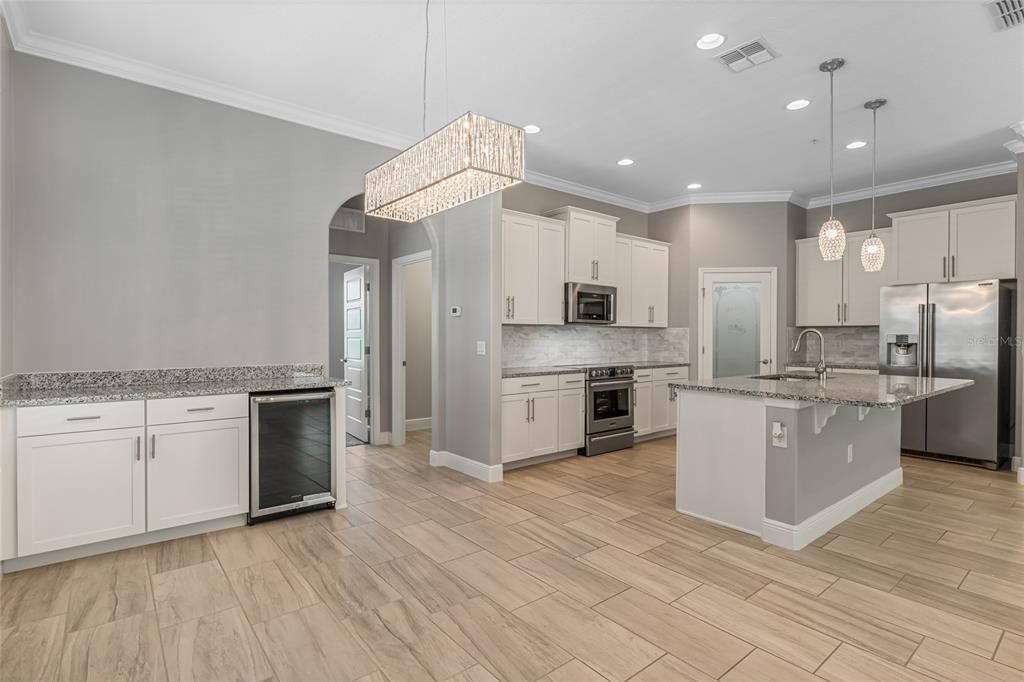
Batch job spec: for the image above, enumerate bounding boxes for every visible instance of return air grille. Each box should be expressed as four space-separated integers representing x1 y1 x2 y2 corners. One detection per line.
717 38 776 73
992 0 1024 28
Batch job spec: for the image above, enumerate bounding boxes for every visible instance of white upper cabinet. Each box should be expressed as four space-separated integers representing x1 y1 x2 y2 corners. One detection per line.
949 200 1016 282
613 237 632 326
502 210 565 325
844 230 896 326
544 206 618 285
796 228 894 327
627 237 670 327
891 196 1015 285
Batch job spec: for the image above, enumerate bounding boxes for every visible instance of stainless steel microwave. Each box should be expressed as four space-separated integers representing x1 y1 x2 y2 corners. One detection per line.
565 282 616 324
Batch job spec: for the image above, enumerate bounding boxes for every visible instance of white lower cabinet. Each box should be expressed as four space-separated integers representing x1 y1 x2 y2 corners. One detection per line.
557 389 585 451
501 390 560 463
634 381 652 436
651 380 677 432
147 417 249 531
17 427 146 556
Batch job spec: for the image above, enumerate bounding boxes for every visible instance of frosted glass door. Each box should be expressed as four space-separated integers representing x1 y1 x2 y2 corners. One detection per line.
700 272 775 380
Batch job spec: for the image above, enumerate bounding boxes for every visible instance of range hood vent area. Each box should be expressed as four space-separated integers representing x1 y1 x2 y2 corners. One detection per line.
717 38 776 73
992 0 1024 28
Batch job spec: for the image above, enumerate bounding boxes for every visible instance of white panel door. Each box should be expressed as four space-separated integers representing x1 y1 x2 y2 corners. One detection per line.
700 271 775 380
566 213 595 282
649 245 669 327
593 217 617 285
796 239 843 326
651 381 672 432
17 427 146 556
537 219 565 324
634 381 652 436
343 267 370 442
528 391 559 458
894 211 949 284
147 418 248 531
557 389 585 451
504 214 539 324
844 230 895 326
613 237 632 326
949 201 1016 281
501 394 531 463
630 241 652 326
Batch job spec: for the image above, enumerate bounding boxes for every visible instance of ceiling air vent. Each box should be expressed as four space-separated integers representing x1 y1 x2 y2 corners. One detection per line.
332 207 365 233
717 38 776 73
992 0 1024 28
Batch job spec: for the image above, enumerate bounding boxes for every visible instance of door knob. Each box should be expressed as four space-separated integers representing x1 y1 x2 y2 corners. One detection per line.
760 359 770 365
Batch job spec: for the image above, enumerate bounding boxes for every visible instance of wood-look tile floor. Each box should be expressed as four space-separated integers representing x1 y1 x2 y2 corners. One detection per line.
3 431 1023 681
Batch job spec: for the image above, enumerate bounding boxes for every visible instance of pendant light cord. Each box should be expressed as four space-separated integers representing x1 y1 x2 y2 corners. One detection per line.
422 0 431 136
828 69 835 219
870 106 877 234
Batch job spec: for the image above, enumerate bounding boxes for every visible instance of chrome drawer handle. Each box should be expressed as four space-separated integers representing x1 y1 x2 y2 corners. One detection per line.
66 416 101 422
563 379 582 384
520 382 541 387
186 407 215 413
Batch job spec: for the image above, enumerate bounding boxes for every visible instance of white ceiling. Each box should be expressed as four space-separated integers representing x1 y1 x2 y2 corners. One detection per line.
4 0 1023 210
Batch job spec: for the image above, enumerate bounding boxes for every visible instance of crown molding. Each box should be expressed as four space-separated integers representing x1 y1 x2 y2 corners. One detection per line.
1006 139 1024 156
522 171 651 213
1011 120 1024 140
804 160 1018 209
647 191 800 213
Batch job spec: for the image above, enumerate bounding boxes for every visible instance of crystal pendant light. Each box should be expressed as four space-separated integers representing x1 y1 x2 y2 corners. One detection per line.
365 0 524 222
860 98 887 272
818 58 846 261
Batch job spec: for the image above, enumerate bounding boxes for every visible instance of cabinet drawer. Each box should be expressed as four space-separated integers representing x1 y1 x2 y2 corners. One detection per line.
653 366 686 381
502 375 558 395
147 393 249 426
18 401 145 437
557 373 586 389
634 369 654 383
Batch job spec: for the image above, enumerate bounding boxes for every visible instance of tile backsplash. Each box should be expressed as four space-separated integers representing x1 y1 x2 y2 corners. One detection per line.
789 326 879 365
502 326 689 367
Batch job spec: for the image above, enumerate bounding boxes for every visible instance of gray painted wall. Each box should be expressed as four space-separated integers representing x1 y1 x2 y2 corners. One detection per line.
803 173 1018 238
764 403 900 524
11 53 391 373
403 258 432 421
0 19 11 377
502 182 649 237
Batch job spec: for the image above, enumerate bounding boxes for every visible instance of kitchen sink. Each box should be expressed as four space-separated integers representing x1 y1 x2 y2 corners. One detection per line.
751 373 817 382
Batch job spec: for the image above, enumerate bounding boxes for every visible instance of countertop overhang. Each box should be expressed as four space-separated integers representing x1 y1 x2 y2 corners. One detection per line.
670 373 974 408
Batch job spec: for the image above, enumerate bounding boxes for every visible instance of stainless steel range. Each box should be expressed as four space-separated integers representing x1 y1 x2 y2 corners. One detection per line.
560 364 635 456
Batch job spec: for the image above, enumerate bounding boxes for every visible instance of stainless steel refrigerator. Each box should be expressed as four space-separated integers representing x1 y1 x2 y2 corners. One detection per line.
879 279 1015 468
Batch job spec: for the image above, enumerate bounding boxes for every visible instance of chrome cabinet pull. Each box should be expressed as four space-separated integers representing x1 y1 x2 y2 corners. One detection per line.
837 303 841 323
151 434 156 459
186 407 215 413
843 303 848 322
596 260 600 280
135 436 141 461
520 382 541 387
942 256 947 279
511 296 515 319
67 415 101 422
505 296 510 319
525 399 530 422
951 255 956 278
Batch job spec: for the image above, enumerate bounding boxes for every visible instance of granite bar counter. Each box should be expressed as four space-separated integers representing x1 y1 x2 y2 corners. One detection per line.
670 372 973 550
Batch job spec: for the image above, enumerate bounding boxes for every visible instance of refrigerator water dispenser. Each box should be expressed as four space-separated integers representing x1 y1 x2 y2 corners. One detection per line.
884 334 919 370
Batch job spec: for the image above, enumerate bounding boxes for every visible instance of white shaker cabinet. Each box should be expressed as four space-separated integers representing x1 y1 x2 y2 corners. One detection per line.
544 206 618 286
633 378 653 436
891 196 1015 285
796 228 894 326
17 427 146 556
557 388 585 452
651 381 674 432
500 390 559 463
627 237 670 327
502 210 565 325
146 417 249 531
844 230 895 325
613 236 632 326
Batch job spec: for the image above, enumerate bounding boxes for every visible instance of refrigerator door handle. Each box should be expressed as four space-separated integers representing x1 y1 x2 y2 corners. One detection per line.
926 303 936 379
917 303 925 379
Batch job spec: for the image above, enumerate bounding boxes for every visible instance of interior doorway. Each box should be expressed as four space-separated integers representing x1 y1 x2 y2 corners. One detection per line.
329 254 381 445
698 267 778 380
391 250 433 447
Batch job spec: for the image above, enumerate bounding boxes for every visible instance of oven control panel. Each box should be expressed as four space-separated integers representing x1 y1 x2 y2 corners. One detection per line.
588 366 634 379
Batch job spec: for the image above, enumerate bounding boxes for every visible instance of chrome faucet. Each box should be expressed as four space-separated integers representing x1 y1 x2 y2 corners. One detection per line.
793 328 828 387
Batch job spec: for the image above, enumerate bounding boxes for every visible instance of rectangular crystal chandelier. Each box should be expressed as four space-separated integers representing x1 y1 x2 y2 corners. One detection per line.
365 112 524 223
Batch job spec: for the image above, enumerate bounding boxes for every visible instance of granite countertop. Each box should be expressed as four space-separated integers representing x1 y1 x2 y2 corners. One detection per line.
787 360 879 371
503 361 689 378
670 372 973 408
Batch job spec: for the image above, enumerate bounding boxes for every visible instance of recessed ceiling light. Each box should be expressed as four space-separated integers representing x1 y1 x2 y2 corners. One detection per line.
696 33 726 50
786 99 811 111
687 183 702 190
617 158 634 166
523 124 542 134
845 140 868 149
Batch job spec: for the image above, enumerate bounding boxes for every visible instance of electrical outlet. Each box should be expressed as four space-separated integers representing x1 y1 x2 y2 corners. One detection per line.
771 421 788 448
847 444 854 463
476 341 486 356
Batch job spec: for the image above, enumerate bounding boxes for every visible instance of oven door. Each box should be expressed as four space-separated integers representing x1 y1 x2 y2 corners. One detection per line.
566 283 617 324
587 378 634 434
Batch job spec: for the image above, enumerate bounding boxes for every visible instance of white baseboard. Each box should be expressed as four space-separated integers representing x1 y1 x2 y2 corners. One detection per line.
429 449 503 483
405 417 432 432
1018 467 1023 485
761 467 903 550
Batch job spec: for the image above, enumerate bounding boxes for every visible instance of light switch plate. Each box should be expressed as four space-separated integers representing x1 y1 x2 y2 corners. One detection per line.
771 421 788 448
476 341 486 356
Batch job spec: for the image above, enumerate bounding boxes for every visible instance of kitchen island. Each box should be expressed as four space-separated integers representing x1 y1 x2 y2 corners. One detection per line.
671 372 973 549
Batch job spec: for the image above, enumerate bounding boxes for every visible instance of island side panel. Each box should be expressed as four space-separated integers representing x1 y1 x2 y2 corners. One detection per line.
676 391 765 535
763 403 902 548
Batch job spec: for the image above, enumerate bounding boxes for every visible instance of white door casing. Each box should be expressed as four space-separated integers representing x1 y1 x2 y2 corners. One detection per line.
343 266 370 442
698 268 778 381
391 250 433 448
